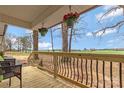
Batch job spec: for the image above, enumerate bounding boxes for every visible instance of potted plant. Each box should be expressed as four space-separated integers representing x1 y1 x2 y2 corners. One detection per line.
63 12 79 27
38 27 48 36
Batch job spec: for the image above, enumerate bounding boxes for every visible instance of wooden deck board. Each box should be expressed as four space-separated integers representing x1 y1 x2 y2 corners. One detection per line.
0 66 79 88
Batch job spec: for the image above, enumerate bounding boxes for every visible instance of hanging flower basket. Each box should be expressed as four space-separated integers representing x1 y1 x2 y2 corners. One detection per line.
63 12 79 27
38 27 48 36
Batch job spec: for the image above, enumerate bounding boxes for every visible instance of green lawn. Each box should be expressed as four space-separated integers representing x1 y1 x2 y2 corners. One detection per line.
5 50 124 56
80 50 124 55
5 51 31 56
38 50 124 55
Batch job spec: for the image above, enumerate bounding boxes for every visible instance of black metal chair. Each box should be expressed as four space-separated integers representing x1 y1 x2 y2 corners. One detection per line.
0 60 22 88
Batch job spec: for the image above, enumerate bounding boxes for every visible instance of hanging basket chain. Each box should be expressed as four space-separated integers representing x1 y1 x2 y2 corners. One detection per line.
69 5 72 13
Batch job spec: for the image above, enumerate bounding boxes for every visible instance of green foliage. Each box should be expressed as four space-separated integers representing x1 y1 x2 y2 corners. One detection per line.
65 18 75 27
38 28 48 36
20 36 32 51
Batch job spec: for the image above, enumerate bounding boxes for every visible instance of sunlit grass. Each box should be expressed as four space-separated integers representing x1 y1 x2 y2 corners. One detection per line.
80 50 124 55
5 50 124 56
5 51 31 56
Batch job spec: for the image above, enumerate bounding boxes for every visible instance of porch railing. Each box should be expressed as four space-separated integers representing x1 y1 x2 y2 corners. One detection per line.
28 51 124 88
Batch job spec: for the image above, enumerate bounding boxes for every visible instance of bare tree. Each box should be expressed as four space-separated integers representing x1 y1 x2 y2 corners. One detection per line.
15 37 22 51
94 5 124 36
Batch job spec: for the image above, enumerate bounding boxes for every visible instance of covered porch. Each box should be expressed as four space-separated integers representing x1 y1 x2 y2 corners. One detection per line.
0 5 124 88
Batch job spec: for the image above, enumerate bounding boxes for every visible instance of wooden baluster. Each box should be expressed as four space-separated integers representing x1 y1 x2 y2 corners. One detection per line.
103 61 105 88
81 58 84 83
96 60 99 88
90 60 93 87
53 55 57 78
70 57 73 79
65 56 68 76
58 56 61 74
119 62 122 88
51 56 54 71
110 62 113 88
56 56 59 74
67 57 69 78
61 56 64 76
50 56 52 70
64 56 67 77
77 58 79 82
48 62 50 70
59 56 62 74
85 59 88 85
73 57 76 81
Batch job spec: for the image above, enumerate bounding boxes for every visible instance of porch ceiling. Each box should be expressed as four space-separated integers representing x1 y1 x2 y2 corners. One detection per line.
0 5 98 45
0 5 97 30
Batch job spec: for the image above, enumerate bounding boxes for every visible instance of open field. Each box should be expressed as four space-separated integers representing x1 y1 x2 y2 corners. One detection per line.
80 50 124 55
5 51 31 56
5 51 31 64
34 50 124 55
5 50 124 55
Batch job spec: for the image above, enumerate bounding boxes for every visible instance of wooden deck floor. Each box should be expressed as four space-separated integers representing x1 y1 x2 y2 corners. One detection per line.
0 66 79 88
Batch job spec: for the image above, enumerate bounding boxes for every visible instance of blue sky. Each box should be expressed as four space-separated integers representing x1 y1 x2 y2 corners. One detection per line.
6 5 124 50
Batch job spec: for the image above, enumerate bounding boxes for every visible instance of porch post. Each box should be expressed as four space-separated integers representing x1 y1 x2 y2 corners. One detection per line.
62 22 68 52
33 30 39 59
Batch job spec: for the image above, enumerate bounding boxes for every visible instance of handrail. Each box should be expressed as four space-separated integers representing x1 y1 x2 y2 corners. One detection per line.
27 51 124 88
28 51 124 63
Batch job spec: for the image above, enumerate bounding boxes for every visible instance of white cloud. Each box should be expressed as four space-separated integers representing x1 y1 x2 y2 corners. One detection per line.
25 29 33 34
96 6 123 20
11 38 17 44
38 42 52 50
86 32 93 36
48 47 52 50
